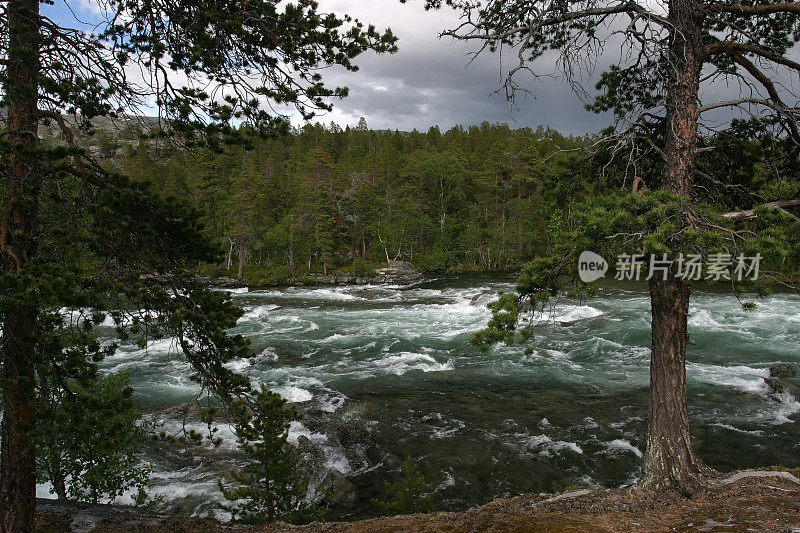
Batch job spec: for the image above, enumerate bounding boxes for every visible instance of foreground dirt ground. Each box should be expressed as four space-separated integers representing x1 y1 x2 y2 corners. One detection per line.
36 470 800 532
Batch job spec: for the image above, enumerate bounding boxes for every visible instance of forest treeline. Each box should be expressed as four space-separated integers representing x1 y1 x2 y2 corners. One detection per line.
108 120 590 281
94 118 797 284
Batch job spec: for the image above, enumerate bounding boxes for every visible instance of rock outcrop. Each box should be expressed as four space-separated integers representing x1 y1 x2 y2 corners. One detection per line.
765 363 800 401
308 261 422 286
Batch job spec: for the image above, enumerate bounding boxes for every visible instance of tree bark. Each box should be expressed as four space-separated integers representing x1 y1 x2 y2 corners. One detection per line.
1 0 41 529
661 0 702 197
1 311 38 532
641 271 710 494
640 0 712 494
46 461 67 501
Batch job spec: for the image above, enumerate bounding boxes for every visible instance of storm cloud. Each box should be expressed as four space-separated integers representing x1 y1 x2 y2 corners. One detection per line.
314 1 613 134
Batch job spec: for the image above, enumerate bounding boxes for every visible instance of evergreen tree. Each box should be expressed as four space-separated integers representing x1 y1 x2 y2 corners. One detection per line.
0 0 396 528
372 457 433 516
219 387 317 525
422 0 800 494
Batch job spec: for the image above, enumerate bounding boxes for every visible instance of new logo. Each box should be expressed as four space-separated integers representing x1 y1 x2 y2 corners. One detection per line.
578 251 608 282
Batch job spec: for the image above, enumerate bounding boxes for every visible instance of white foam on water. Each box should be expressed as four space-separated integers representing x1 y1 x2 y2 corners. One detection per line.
436 471 456 491
287 421 352 474
602 439 643 458
688 362 769 394
156 418 239 451
249 314 319 334
226 287 249 294
371 352 455 376
274 385 314 403
283 287 364 301
688 308 724 330
224 358 251 372
552 305 604 323
425 414 465 439
318 333 348 343
146 477 227 518
112 337 178 360
582 417 599 429
238 304 279 322
711 423 764 436
540 349 583 370
771 392 800 425
525 434 583 456
319 394 346 413
36 482 56 499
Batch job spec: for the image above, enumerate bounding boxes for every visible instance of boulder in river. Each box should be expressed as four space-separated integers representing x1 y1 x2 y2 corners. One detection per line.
769 363 798 379
765 363 800 401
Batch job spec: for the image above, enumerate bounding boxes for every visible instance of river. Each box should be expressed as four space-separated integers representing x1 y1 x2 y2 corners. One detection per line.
47 274 800 520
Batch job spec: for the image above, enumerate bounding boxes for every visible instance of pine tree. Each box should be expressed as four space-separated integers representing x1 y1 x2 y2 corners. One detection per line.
420 0 800 494
0 0 397 528
372 457 433 516
219 387 317 525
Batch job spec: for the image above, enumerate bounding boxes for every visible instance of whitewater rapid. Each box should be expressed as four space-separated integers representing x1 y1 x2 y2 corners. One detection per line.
44 275 800 519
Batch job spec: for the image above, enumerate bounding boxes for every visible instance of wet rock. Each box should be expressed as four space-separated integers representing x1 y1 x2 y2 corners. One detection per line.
199 276 248 289
301 402 383 472
307 266 422 285
388 260 414 272
769 364 798 379
296 434 329 483
317 470 357 506
765 364 800 401
766 377 800 401
371 261 423 284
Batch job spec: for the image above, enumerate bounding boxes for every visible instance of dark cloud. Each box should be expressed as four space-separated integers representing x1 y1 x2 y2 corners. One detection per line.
313 2 800 135
314 1 613 134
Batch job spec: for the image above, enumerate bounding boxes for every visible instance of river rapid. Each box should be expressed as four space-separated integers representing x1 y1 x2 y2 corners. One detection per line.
44 275 800 520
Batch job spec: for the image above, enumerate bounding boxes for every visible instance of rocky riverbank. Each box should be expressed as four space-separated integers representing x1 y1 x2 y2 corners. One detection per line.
143 398 387 516
303 262 422 286
202 261 423 290
35 469 800 532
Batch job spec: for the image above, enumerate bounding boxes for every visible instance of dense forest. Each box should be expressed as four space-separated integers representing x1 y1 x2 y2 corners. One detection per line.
85 117 797 285
102 120 589 281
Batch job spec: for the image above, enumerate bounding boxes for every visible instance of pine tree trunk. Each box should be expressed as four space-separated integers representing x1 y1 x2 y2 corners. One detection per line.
639 0 712 494
641 271 710 494
1 0 41 529
1 311 38 532
47 462 67 501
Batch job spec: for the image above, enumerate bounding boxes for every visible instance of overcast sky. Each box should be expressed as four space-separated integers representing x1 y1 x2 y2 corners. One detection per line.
314 1 613 135
49 0 800 135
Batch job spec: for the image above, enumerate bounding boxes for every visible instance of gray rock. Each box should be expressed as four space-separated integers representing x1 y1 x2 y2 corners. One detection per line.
388 260 414 272
316 470 356 506
306 265 422 286
197 276 247 289
766 376 800 401
769 363 798 379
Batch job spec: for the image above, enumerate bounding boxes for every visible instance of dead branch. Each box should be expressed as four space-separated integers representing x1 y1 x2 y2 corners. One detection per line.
719 199 800 222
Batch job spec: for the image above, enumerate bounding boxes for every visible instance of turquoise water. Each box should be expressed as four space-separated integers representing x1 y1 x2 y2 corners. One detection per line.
57 275 800 518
